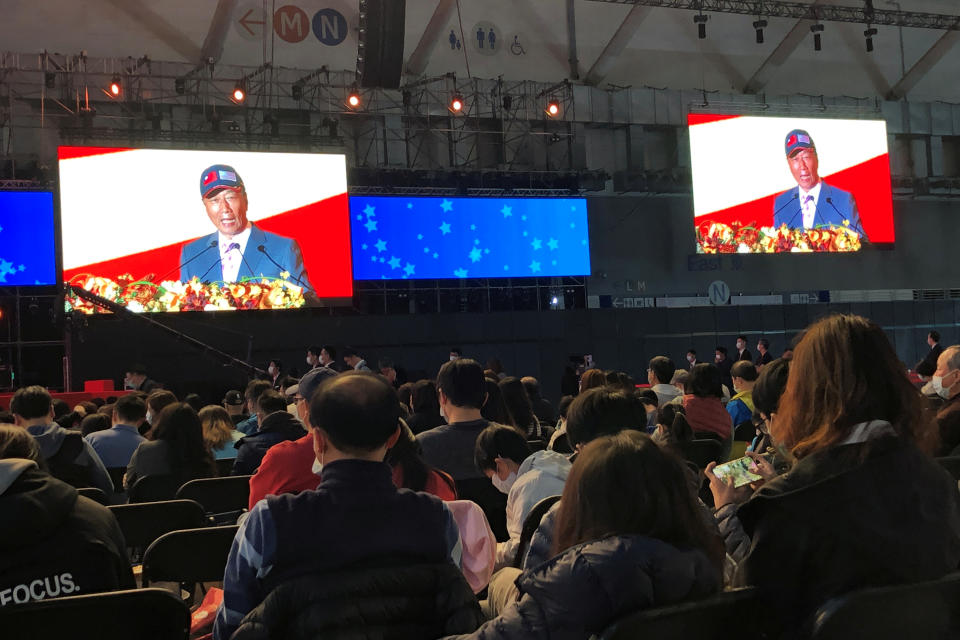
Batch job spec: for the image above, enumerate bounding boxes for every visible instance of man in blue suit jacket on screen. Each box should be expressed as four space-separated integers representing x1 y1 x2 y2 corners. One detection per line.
772 129 866 240
180 164 313 292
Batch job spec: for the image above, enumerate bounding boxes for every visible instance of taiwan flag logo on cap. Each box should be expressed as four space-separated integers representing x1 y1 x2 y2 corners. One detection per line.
200 164 244 197
784 129 815 157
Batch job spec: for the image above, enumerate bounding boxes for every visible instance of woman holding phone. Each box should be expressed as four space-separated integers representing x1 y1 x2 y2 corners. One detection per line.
706 314 960 632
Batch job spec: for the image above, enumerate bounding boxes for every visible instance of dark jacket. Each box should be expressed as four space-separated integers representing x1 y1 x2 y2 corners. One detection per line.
26 424 114 496
0 460 134 605
232 563 482 640
732 436 960 628
916 343 944 377
451 535 720 640
124 439 215 490
232 411 306 476
406 411 446 435
531 397 556 426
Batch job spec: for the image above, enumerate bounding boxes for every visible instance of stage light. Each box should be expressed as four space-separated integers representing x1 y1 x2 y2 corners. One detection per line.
753 19 767 44
450 94 464 113
864 27 877 52
811 23 824 51
109 75 121 97
694 13 708 40
175 77 185 95
347 91 361 108
546 100 560 117
231 80 246 103
292 83 303 101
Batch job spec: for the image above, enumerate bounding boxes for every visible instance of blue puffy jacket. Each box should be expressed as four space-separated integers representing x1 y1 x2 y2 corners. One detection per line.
447 534 720 640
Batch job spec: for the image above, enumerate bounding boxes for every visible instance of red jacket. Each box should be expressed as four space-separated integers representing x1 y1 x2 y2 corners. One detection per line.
682 394 732 440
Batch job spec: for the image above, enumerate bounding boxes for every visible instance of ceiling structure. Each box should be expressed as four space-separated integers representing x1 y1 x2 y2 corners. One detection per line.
1 0 959 103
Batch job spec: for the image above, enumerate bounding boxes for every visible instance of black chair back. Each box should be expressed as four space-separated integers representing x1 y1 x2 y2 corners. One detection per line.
128 474 183 503
215 457 236 477
512 495 561 568
106 467 127 493
599 587 763 640
455 477 509 542
142 525 239 588
0 587 189 640
806 572 960 640
77 486 109 505
527 439 547 452
677 439 724 469
935 456 960 481
107 499 207 551
176 475 251 517
734 421 756 442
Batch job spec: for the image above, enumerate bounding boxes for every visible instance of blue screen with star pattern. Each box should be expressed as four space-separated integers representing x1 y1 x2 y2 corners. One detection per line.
0 191 57 286
349 196 591 280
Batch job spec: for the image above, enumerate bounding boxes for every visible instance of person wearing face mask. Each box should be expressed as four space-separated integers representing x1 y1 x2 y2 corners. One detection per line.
734 336 752 363
686 349 698 370
122 364 160 393
933 345 960 456
714 346 734 392
474 425 571 572
267 359 283 390
305 347 322 370
450 347 463 362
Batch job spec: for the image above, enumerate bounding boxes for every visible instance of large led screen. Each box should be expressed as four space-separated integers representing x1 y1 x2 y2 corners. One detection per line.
0 191 57 286
689 114 893 253
349 196 591 280
59 147 352 313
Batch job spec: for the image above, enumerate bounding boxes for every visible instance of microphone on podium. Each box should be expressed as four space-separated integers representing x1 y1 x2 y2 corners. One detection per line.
154 239 217 283
256 244 311 290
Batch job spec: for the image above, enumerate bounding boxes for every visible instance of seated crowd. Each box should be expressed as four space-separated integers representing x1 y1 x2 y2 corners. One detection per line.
0 315 959 639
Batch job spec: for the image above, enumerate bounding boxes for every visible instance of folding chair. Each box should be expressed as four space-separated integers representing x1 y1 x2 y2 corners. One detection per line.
107 499 207 555
176 475 251 524
0 587 189 640
215 457 236 477
128 474 183 503
599 587 766 640
512 495 561 568
107 466 127 493
142 525 240 604
678 438 724 469
77 486 109 505
806 572 960 640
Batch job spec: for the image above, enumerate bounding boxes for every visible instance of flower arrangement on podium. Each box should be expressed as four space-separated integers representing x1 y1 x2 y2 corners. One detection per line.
65 273 306 313
696 220 862 254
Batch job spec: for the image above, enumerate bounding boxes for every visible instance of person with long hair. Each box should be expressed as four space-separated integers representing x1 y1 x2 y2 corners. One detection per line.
450 431 722 639
124 403 215 489
200 405 244 460
682 363 733 460
480 378 514 428
143 389 177 437
405 380 445 435
707 314 960 632
577 368 606 394
498 377 545 440
386 421 457 501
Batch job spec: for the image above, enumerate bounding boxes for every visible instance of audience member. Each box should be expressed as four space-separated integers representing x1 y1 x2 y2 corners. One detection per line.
746 358 790 454
10 386 113 496
79 413 111 438
233 390 306 476
124 403 215 489
755 338 773 367
213 372 471 640
577 369 606 393
458 431 722 639
123 364 160 393
735 336 752 362
419 359 501 481
727 360 758 428
682 364 733 459
247 367 338 509
499 377 546 440
648 356 680 406
267 359 283 390
670 369 689 394
318 345 339 371
708 314 960 630
474 425 571 569
52 399 70 421
387 422 457 500
378 357 406 388
450 347 463 361
714 346 733 391
686 349 698 370
223 390 246 425
916 330 944 378
487 357 506 380
236 380 272 436
546 395 575 453
77 401 98 417
480 379 513 428
406 380 445 435
145 390 178 436
638 389 658 430
0 425 134 604
84 394 147 469
933 345 960 455
652 403 693 446
183 393 205 414
342 346 371 372
200 405 245 460
521 376 555 425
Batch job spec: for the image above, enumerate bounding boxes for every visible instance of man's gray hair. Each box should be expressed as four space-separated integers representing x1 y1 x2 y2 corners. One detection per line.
944 345 960 372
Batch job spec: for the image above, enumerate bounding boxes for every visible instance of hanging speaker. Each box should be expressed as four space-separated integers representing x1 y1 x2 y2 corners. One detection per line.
359 0 406 89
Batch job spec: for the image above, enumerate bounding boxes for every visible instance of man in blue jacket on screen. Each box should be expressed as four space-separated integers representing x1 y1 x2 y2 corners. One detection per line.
179 164 314 291
772 129 866 239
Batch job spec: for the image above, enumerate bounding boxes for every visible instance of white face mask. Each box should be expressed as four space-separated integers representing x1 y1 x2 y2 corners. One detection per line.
491 471 517 494
687 355 695 363
450 355 458 361
737 342 744 350
312 457 323 475
268 366 277 376
932 374 954 400
306 356 314 366
439 403 446 421
145 410 153 424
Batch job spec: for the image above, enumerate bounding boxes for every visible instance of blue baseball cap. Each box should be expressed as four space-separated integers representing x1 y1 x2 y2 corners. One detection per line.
200 164 244 197
784 129 815 157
